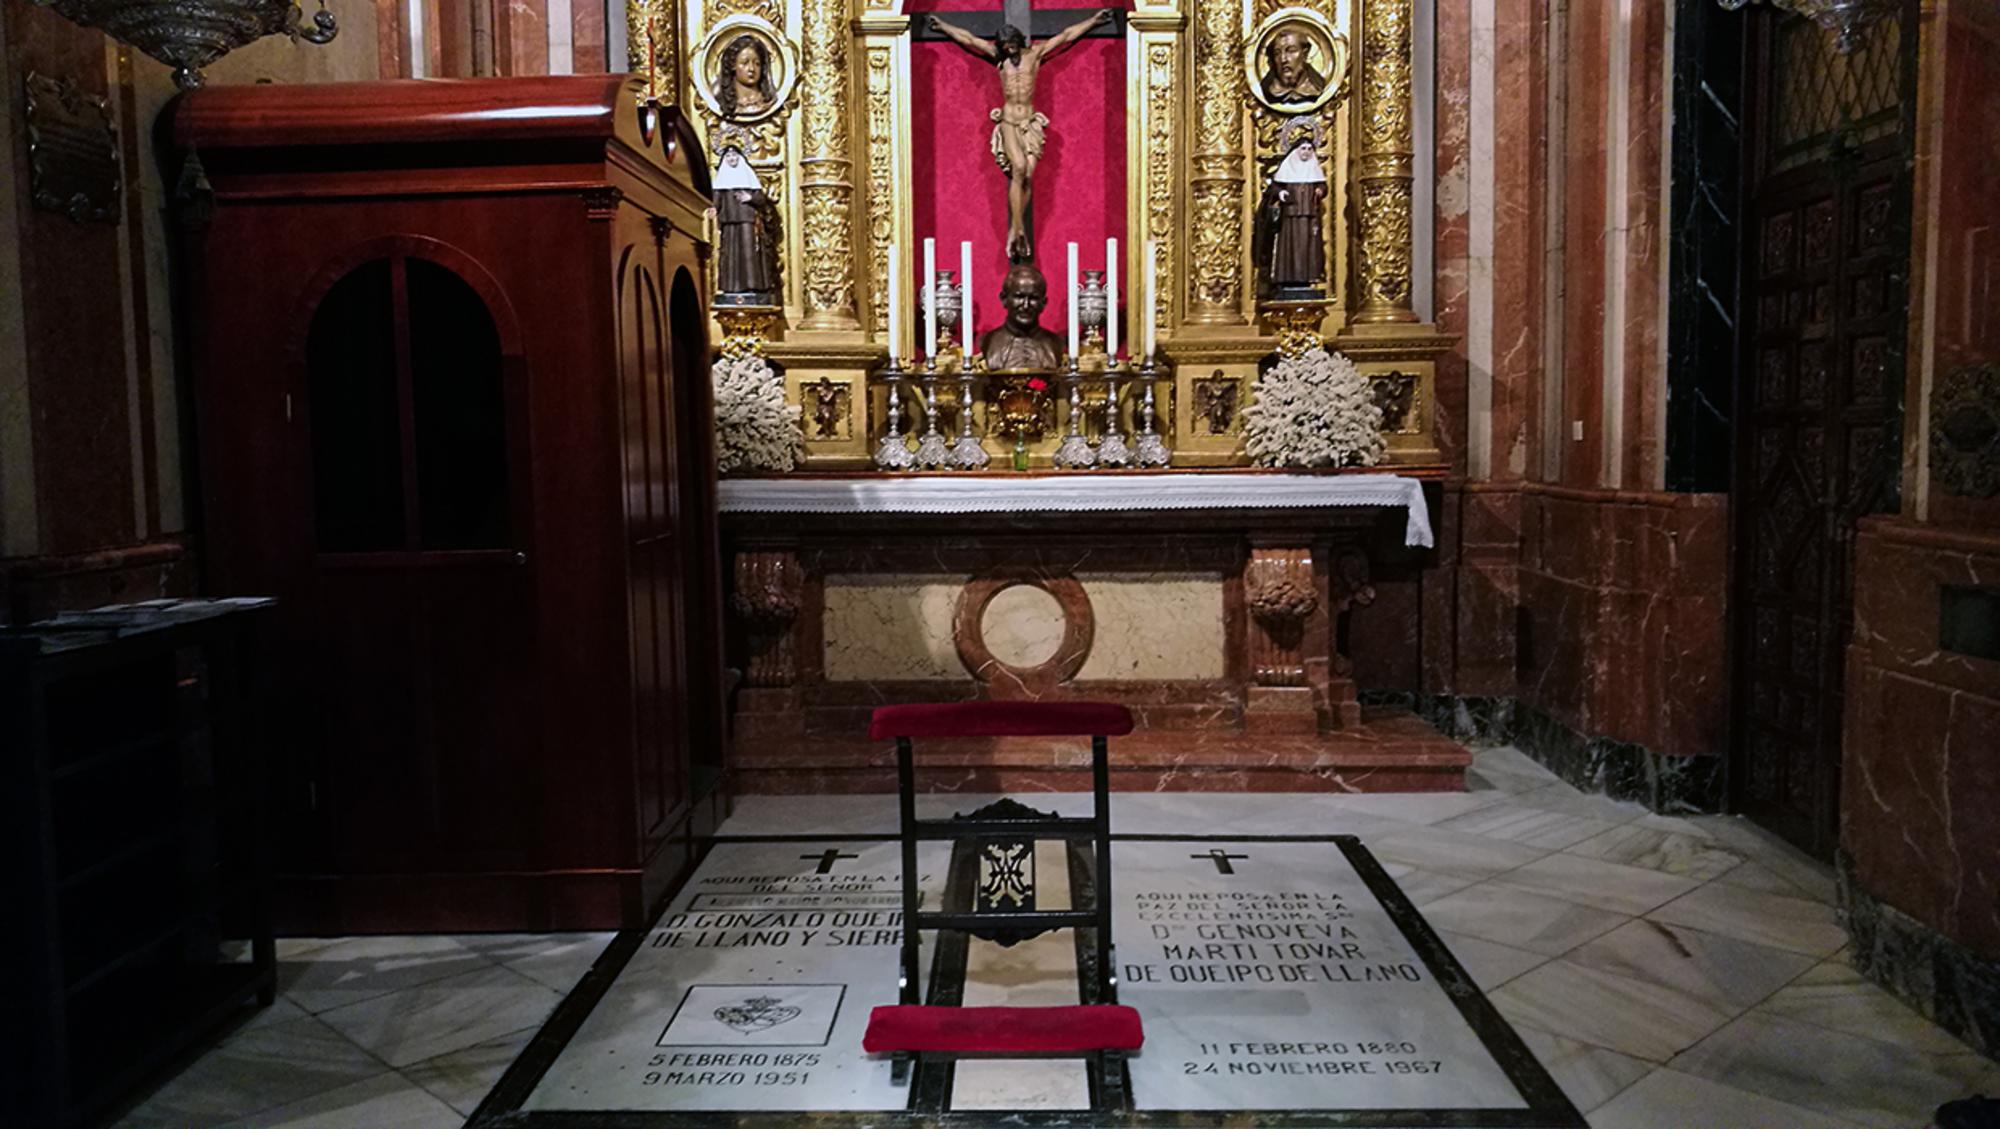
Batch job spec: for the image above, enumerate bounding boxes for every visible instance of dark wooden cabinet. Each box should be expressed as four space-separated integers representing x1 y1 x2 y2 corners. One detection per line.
167 77 726 932
2 599 275 1129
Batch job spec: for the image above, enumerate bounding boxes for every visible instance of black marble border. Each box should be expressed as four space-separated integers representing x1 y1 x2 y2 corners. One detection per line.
469 834 1587 1129
1357 691 1724 815
1839 853 2000 1062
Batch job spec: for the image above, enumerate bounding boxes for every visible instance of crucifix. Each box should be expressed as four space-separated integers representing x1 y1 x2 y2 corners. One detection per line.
800 848 859 874
1192 848 1250 875
922 4 1121 264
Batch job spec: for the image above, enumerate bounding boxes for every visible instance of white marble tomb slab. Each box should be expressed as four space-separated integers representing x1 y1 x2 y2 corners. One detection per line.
524 839 949 1113
1117 840 1529 1112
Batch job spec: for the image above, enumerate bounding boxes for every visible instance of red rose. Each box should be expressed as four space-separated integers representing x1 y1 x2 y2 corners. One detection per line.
1027 377 1048 392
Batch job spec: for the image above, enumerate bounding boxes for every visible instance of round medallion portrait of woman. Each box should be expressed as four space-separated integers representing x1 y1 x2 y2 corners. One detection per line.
695 16 798 125
1244 8 1348 115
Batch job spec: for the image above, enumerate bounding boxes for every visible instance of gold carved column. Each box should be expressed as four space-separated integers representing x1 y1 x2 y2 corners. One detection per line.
1186 0 1246 325
858 13 912 352
1129 3 1185 351
1351 0 1418 326
797 0 859 331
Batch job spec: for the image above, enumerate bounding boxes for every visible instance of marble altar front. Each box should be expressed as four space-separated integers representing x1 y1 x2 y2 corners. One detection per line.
721 472 1469 793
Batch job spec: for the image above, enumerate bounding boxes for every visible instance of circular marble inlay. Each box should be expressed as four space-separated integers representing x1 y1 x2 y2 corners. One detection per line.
980 583 1066 668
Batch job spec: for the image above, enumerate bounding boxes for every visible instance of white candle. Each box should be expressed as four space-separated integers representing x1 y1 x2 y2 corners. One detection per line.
887 257 900 364
1066 241 1080 360
1106 237 1119 359
960 241 973 349
1144 240 1158 361
923 238 937 360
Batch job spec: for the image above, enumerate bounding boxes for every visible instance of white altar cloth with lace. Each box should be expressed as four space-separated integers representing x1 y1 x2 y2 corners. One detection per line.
717 473 1435 547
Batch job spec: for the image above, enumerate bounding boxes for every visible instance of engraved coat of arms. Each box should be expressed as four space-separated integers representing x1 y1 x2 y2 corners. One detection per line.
713 995 801 1033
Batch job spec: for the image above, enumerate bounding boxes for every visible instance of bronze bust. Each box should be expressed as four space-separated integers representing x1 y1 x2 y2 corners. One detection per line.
978 263 1065 370
1259 28 1326 105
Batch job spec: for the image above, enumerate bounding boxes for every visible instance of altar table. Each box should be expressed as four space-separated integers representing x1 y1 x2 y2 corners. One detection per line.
719 472 1466 793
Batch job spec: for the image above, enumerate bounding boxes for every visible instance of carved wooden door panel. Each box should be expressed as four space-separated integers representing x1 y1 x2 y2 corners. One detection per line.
1731 11 1910 857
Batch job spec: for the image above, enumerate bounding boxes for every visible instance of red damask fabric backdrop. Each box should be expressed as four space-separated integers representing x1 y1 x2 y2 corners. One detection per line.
909 0 1128 347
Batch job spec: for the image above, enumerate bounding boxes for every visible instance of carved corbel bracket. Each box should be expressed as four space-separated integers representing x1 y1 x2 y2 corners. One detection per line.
1244 546 1318 686
731 549 805 687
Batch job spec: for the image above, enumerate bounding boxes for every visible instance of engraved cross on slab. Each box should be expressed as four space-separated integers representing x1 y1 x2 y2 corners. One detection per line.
800 848 859 874
1192 848 1250 875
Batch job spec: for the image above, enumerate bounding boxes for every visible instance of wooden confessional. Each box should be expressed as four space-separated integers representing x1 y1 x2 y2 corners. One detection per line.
168 76 726 931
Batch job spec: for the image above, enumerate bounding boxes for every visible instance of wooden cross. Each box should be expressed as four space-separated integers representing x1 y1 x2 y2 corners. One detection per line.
911 5 1124 44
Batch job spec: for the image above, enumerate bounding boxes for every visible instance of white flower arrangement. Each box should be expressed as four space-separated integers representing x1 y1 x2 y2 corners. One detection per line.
712 354 803 474
1242 346 1386 469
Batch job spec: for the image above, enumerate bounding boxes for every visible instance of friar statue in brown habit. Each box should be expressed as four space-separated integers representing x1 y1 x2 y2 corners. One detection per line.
1254 131 1329 292
714 146 781 301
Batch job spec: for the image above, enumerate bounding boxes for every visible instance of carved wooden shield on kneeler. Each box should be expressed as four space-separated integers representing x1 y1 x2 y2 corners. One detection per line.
957 796 1053 947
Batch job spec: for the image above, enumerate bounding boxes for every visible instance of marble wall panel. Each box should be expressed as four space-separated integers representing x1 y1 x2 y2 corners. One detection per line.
822 573 966 680
1843 517 2000 960
1074 574 1225 682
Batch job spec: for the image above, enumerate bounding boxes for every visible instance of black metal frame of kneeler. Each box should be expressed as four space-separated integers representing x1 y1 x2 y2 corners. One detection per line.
890 730 1123 1104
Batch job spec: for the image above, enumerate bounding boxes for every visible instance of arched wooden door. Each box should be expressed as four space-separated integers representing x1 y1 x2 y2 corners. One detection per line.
298 245 540 870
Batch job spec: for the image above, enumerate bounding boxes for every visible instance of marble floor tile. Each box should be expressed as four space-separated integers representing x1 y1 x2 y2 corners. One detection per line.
1434 930 1550 991
1490 960 1738 1062
1112 792 1411 839
1586 1067 1870 1129
1507 784 1650 825
1647 881 1848 957
1711 858 1825 900
1757 959 1977 1056
400 1027 537 1115
1470 746 1565 787
715 793 899 836
316 964 563 1068
1564 919 1816 1012
277 935 494 1014
111 1017 386 1129
1514 1027 1651 1114
217 1072 463 1129
460 932 617 992
1420 883 1629 957
1684 815 1838 903
1434 803 1625 851
1492 854 1701 916
1305 788 1514 826
1669 1011 2000 1129
1563 823 1744 881
1376 861 1480 906
1364 825 1551 880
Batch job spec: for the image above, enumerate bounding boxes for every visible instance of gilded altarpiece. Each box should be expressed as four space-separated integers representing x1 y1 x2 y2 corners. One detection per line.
629 0 1443 468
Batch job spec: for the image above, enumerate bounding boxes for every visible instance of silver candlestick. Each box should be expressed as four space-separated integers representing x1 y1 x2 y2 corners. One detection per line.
1134 356 1171 467
1097 361 1131 468
1052 358 1096 469
873 359 916 470
913 360 952 470
949 369 990 468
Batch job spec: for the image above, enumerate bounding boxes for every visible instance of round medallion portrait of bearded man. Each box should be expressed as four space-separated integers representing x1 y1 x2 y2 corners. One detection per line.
1245 8 1348 115
695 16 798 125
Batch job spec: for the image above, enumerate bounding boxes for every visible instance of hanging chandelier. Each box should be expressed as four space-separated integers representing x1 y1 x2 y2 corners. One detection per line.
1715 0 1894 53
34 0 337 90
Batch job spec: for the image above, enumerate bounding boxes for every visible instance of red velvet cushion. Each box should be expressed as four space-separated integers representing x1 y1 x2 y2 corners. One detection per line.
868 701 1136 741
862 1005 1143 1054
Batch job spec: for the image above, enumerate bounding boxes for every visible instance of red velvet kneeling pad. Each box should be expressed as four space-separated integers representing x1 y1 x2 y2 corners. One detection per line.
863 1005 1144 1054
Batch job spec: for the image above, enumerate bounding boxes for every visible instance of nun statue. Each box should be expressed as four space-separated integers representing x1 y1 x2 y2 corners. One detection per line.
1254 129 1329 294
714 147 781 303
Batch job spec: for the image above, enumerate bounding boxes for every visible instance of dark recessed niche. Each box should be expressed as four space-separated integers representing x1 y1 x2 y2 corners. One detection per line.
1940 585 2000 662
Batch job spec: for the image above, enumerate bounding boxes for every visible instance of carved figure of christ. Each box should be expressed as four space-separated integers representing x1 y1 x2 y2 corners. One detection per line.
929 5 1113 263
